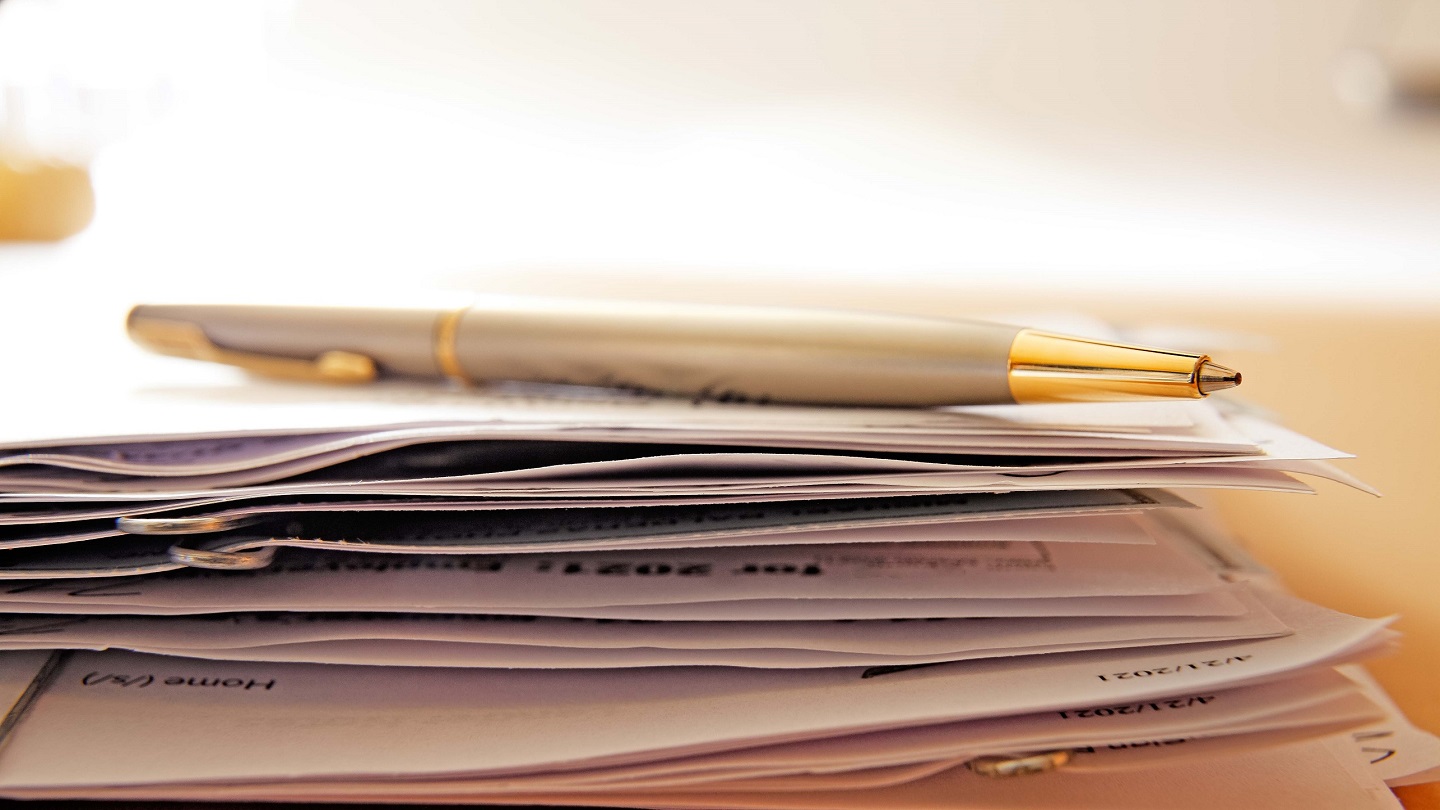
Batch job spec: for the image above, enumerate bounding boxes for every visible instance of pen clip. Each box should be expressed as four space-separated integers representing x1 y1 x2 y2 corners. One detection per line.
127 316 378 383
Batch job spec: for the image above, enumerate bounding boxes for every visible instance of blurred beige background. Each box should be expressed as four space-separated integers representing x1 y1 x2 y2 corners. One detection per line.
2 0 1438 301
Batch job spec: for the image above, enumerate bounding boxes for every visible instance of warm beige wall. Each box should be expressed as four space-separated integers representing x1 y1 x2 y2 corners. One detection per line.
281 0 1440 244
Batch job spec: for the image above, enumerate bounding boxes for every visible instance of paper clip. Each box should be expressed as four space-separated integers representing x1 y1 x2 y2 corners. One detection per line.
965 749 1072 777
166 541 277 571
117 514 261 536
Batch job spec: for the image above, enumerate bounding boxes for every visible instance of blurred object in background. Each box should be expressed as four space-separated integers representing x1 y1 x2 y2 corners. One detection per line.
0 0 115 241
1335 0 1440 118
0 0 246 242
1 0 1438 303
0 152 93 242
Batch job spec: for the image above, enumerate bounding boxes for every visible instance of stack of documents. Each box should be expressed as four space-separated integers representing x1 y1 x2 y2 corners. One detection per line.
0 370 1436 807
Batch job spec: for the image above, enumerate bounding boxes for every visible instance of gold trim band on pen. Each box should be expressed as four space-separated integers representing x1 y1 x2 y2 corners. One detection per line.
434 305 471 386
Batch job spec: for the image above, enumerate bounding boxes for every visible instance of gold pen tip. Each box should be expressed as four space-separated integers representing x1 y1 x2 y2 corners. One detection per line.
1197 362 1241 395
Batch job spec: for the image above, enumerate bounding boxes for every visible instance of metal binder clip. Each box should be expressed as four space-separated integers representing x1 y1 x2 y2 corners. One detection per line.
167 541 277 571
117 514 260 536
965 749 1072 777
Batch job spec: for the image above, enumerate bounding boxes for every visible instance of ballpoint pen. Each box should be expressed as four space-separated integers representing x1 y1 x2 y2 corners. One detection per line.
126 297 1241 407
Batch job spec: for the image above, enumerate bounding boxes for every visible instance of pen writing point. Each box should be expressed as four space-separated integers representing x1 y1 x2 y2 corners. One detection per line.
1198 362 1242 395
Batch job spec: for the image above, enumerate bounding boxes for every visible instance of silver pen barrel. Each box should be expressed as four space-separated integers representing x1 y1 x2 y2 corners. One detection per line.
129 299 1018 406
447 298 1018 406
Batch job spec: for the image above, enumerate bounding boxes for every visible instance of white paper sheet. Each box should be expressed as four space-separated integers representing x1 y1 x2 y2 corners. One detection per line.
0 587 1249 620
0 587 1282 654
0 407 1329 494
0 367 1251 453
82 669 1377 796
0 590 1391 793
0 487 1192 528
10 737 1404 809
0 587 1290 668
0 421 1252 487
1330 665 1440 787
344 671 1374 790
500 592 1250 621
0 520 1226 602
0 461 1320 504
0 494 1182 553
